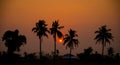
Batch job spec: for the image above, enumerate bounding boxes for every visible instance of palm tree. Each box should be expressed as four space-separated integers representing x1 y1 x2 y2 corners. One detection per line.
63 29 79 61
94 25 113 56
32 20 49 59
50 20 64 56
2 29 26 54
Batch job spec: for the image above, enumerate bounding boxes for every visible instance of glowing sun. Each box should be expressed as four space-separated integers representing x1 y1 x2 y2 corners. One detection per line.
58 39 63 43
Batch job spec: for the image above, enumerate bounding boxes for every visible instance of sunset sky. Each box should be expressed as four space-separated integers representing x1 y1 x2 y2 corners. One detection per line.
0 0 120 56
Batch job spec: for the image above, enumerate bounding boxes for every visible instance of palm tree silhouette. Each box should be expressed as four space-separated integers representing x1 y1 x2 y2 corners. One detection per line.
50 20 64 56
63 29 79 63
32 20 49 59
2 29 26 54
94 25 113 56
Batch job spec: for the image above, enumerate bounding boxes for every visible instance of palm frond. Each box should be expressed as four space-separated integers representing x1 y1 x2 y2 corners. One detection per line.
32 27 37 32
50 20 64 39
58 26 64 29
63 29 79 49
94 25 113 46
63 36 70 45
57 31 63 38
73 39 79 45
32 20 49 38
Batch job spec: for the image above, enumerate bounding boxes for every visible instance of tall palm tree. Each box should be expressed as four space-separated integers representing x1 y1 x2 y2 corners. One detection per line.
94 25 113 56
50 20 64 56
63 29 79 61
32 20 49 59
2 29 26 54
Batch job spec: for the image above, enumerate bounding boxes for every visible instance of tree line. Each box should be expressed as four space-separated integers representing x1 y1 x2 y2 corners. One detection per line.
1 19 118 65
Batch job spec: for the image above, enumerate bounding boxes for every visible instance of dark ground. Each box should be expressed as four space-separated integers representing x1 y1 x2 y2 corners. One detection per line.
0 53 119 65
1 59 119 65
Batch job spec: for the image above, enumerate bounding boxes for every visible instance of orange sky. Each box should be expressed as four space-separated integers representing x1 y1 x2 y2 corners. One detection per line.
0 0 120 56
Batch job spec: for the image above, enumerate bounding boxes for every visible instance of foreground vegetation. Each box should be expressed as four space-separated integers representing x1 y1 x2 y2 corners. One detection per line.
0 47 119 65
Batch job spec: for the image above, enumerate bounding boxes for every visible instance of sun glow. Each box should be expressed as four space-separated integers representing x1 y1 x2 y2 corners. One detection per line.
58 39 63 43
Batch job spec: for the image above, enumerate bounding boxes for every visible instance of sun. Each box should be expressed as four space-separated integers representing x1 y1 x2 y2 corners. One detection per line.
58 39 63 43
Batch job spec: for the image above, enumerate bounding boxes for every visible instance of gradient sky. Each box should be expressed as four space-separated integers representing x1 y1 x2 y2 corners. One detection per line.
0 0 120 56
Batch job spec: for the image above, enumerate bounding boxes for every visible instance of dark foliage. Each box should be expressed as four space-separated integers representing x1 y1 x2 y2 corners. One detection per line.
2 29 26 54
94 25 113 55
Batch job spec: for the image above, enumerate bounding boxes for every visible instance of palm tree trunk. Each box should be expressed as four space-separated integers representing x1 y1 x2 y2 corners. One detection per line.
39 37 42 60
69 48 72 64
54 34 56 56
102 44 104 56
70 47 72 57
102 40 104 56
53 34 56 65
70 48 72 60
